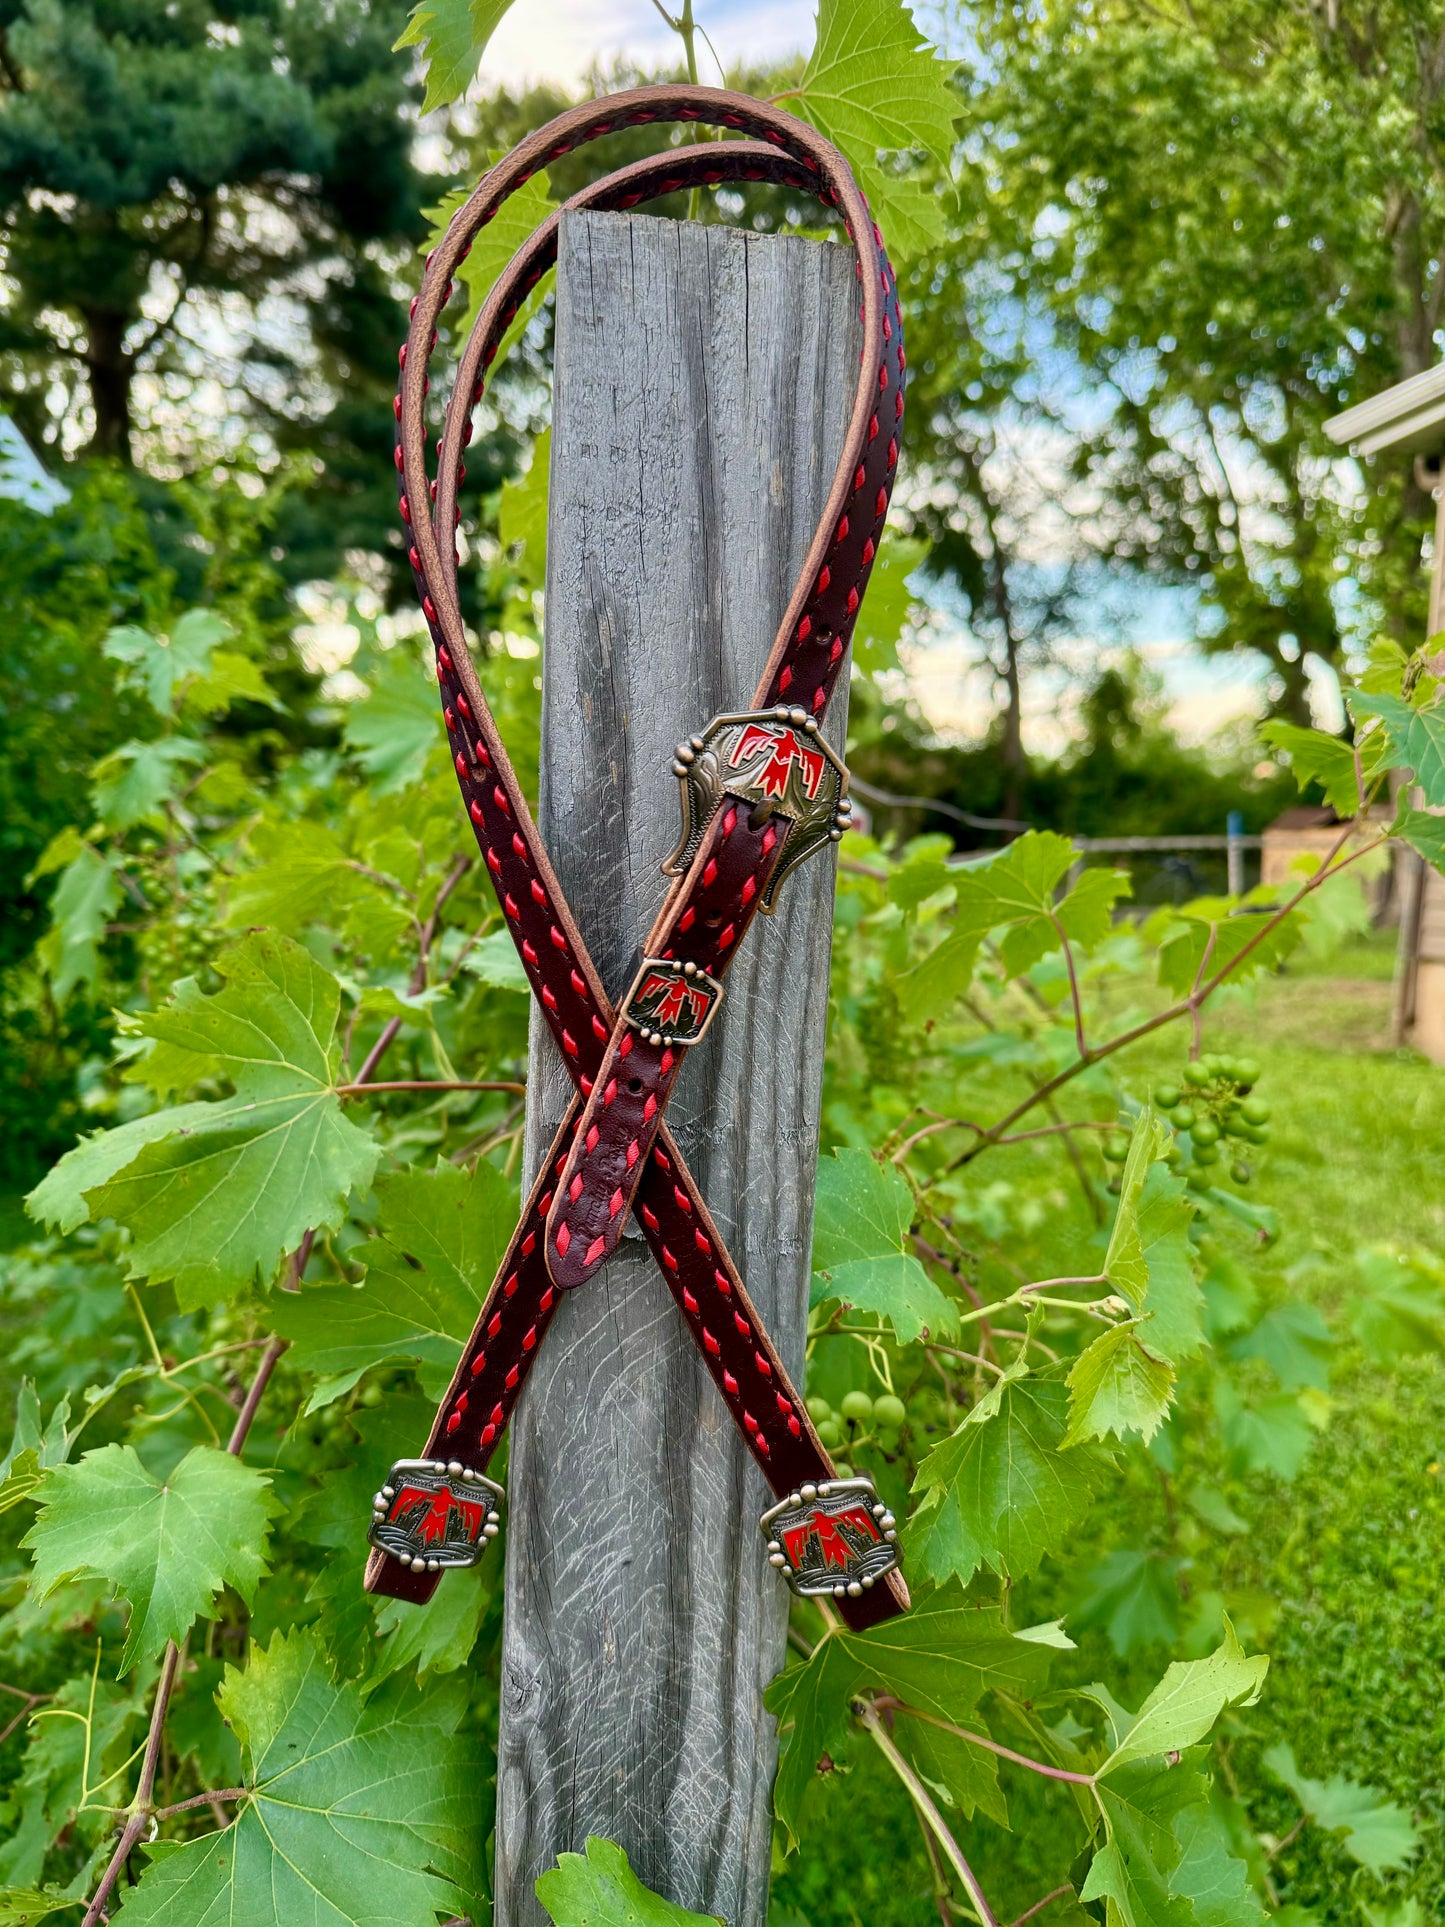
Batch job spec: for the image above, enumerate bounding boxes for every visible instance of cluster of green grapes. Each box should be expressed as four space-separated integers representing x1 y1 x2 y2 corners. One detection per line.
803 1388 910 1476
1106 1054 1270 1189
134 861 221 986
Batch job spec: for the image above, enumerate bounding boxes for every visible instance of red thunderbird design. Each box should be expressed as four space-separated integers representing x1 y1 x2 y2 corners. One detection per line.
636 971 712 1032
729 722 826 800
391 1482 484 1546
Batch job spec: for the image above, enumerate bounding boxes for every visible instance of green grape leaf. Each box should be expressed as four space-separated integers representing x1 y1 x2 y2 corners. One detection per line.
182 649 281 719
1392 802 1445 870
343 648 443 793
28 935 378 1305
26 1106 207 1236
796 0 958 256
0 1381 73 1518
120 1629 488 1924
271 1162 517 1408
463 928 531 993
1350 1247 1445 1360
1259 719 1363 817
103 609 230 716
1064 1323 1174 1448
0 1669 145 1886
761 1615 861 1852
906 1716 1008 1828
910 1376 1106 1586
1227 1303 1333 1391
1056 864 1135 948
371 1567 490 1684
1073 1548 1183 1657
810 1149 958 1340
536 1836 722 1926
1103 1112 1169 1311
851 531 926 673
0 1891 79 1923
1351 688 1445 805
1263 1744 1419 1873
900 833 1128 1015
1169 1801 1267 1927
91 737 205 831
397 0 520 115
766 1591 1051 1850
1081 1753 1210 1927
223 820 402 940
427 169 554 386
1361 1904 1426 1927
887 846 953 912
24 1444 276 1672
37 842 121 1005
1156 900 1303 996
497 425 553 595
1135 1167 1204 1365
894 924 985 1019
1100 1622 1267 1774
1212 1380 1313 1481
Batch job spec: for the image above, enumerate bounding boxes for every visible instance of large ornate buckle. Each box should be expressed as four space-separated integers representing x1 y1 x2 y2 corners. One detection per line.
368 1458 504 1575
760 1475 900 1600
622 956 724 1048
663 706 853 912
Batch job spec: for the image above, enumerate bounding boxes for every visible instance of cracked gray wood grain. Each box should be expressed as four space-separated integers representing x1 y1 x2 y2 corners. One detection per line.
494 209 859 1925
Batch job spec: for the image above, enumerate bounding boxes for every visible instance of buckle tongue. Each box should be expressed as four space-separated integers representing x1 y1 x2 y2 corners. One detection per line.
760 1474 900 1599
664 706 852 912
368 1458 504 1574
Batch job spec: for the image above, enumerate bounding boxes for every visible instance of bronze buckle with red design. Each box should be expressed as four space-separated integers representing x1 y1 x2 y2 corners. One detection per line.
621 956 724 1048
368 1458 504 1575
663 706 853 912
760 1475 900 1600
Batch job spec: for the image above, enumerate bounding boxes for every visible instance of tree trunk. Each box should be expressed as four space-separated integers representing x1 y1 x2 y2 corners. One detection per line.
81 307 133 463
494 209 858 1926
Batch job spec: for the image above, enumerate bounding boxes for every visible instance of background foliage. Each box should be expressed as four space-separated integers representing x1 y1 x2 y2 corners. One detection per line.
0 2 1442 1925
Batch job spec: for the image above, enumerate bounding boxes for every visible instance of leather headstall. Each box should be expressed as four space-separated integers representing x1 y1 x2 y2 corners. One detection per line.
364 84 911 1631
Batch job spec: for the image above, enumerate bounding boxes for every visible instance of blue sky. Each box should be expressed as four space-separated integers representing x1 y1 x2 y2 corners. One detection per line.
485 0 818 86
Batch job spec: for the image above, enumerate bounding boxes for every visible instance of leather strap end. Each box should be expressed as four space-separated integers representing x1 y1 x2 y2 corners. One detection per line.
543 1030 680 1289
837 1566 911 1631
364 1544 442 1604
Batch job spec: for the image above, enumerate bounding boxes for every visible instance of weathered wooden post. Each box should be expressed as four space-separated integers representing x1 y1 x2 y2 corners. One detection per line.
494 209 859 1925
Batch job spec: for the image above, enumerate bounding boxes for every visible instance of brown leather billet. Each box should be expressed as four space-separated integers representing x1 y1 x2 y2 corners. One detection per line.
367 88 908 1629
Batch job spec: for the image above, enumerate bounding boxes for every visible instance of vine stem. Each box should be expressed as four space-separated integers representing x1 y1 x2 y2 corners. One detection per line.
858 1700 1001 1927
1008 1887 1074 1927
0 1683 50 1748
892 1114 1114 1165
1051 916 1088 1061
352 852 471 1087
939 828 1386 1174
82 838 479 1920
81 1345 288 1922
152 1788 247 1820
336 1077 525 1098
875 1698 1096 1787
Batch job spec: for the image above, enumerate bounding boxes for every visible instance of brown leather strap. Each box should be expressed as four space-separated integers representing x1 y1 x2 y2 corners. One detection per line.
366 88 908 1630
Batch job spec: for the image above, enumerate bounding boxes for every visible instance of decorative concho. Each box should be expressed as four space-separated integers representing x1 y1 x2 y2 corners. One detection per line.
368 1458 504 1575
663 706 852 912
759 1475 900 1599
622 956 724 1048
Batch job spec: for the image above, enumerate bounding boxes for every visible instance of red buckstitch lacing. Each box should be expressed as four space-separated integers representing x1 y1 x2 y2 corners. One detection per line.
366 86 908 1632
